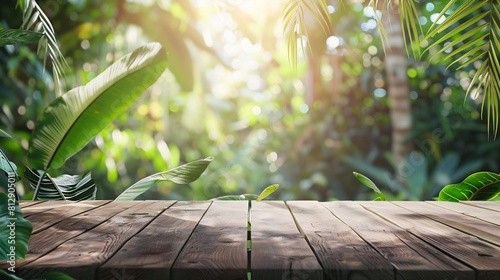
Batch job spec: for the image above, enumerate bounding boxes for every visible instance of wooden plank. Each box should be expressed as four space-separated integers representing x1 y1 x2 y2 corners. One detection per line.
397 201 500 246
30 200 110 234
171 200 248 280
427 201 500 227
19 201 174 279
0 200 135 271
98 201 211 280
251 201 322 280
325 201 474 280
21 200 78 217
461 201 500 212
287 201 393 279
19 200 45 208
363 201 500 279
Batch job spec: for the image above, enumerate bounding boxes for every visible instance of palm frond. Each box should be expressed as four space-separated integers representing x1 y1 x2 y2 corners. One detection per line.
369 0 388 53
424 0 500 137
370 0 422 57
398 0 422 57
282 0 333 69
19 0 68 94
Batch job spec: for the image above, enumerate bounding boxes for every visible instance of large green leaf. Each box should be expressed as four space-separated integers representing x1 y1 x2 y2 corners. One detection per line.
115 157 213 200
28 42 168 170
24 166 96 201
0 28 42 46
0 193 33 261
438 172 500 201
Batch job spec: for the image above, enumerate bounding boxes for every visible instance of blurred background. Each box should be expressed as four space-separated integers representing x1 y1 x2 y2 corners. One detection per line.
1 0 499 201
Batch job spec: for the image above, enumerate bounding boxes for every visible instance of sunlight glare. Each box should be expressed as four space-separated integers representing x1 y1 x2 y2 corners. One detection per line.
326 36 340 50
430 13 446 24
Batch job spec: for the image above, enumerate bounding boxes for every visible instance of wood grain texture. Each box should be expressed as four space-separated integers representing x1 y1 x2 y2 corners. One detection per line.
19 201 174 279
0 201 132 271
287 201 393 280
20 200 77 217
19 200 45 208
461 201 500 212
98 201 211 280
251 201 323 280
362 201 500 279
427 201 500 226
29 200 110 234
325 201 474 280
171 200 248 280
10 201 500 279
395 201 500 246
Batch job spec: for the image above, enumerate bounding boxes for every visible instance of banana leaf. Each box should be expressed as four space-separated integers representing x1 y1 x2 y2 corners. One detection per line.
28 42 168 171
438 172 500 201
0 193 32 260
115 157 213 200
25 166 96 201
0 28 42 46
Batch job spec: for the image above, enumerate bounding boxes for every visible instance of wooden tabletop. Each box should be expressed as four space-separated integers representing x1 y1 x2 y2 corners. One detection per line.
5 200 500 279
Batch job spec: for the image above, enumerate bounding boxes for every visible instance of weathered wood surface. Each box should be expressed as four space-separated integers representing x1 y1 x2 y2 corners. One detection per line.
4 201 500 279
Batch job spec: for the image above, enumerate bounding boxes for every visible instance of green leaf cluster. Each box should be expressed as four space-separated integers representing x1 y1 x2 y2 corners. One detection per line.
284 0 500 134
438 172 500 201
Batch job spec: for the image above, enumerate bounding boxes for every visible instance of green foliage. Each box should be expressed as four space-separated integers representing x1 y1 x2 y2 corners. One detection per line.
353 172 385 201
282 0 332 69
24 166 96 201
424 0 500 137
214 184 279 201
256 184 279 201
0 192 32 260
2 0 500 202
0 28 42 46
19 0 68 88
438 171 500 201
27 42 168 171
115 157 213 200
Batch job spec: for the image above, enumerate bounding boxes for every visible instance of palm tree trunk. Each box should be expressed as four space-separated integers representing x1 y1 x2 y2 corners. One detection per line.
382 2 414 180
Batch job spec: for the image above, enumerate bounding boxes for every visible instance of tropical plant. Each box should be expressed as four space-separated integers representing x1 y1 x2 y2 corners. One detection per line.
438 172 500 201
0 193 32 261
284 0 500 135
214 184 280 201
18 0 68 92
353 172 385 201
